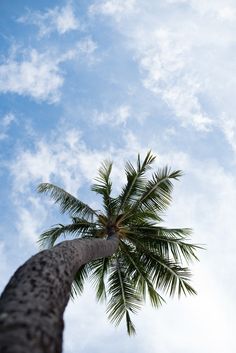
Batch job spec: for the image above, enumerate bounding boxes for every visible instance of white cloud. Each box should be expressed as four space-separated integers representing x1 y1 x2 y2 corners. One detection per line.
89 0 137 21
166 0 236 20
131 27 213 131
1 112 15 127
219 114 236 154
10 127 143 197
185 0 236 21
0 242 8 288
92 0 236 150
15 197 49 243
133 267 235 353
0 49 64 103
218 6 236 21
9 129 85 243
18 4 79 38
0 39 97 103
11 129 82 194
75 38 97 55
93 105 131 126
162 85 212 131
0 113 16 140
9 127 140 244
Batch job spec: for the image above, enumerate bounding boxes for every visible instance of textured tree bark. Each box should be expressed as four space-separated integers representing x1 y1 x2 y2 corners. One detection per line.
0 233 119 353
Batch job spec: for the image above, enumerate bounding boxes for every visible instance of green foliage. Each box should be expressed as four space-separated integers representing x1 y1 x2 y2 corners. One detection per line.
37 183 98 220
38 151 200 335
107 256 142 335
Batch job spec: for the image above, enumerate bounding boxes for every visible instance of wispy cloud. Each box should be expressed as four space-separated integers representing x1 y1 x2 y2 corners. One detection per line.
18 3 79 38
166 0 236 21
0 48 63 103
0 38 97 103
0 113 16 140
89 0 137 21
10 127 141 196
0 242 11 289
9 125 144 244
10 129 87 243
219 114 236 155
11 129 84 194
91 0 236 149
93 105 131 126
137 28 213 131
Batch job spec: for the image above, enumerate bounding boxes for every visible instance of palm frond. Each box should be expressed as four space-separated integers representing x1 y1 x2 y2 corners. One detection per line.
38 221 97 248
128 225 200 263
125 311 136 336
120 167 182 223
38 224 65 248
71 264 90 298
37 183 98 220
91 161 118 218
138 250 196 297
120 240 164 307
118 151 156 212
121 209 163 226
106 256 142 335
91 160 113 196
138 167 182 212
89 257 111 302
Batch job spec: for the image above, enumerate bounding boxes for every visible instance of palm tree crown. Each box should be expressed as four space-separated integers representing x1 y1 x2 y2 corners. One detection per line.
37 151 199 335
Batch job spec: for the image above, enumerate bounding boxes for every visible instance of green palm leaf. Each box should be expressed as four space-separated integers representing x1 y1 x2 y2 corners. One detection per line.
38 221 98 248
119 167 182 223
37 183 98 220
71 264 90 298
128 225 200 263
138 167 182 211
89 257 111 302
106 256 142 335
91 161 118 218
139 250 196 297
120 240 164 307
118 151 156 212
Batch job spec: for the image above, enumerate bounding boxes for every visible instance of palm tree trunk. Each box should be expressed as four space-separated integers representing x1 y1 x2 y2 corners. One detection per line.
0 233 119 353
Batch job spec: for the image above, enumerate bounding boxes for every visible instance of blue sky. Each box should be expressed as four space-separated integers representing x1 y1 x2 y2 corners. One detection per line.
0 0 236 352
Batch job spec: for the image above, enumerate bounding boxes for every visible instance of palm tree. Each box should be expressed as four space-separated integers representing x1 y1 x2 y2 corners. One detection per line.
0 151 199 353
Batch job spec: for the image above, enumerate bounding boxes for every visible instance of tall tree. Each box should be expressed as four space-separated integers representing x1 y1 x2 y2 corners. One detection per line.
0 152 199 353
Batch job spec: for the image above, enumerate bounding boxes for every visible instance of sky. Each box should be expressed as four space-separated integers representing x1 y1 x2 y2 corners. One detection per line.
0 0 236 352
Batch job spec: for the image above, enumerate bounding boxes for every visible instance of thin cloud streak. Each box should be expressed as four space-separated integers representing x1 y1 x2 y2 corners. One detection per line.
91 0 236 152
0 39 97 103
18 3 79 38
